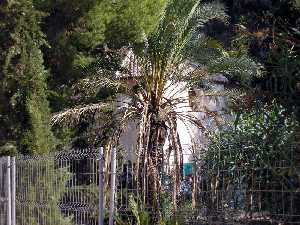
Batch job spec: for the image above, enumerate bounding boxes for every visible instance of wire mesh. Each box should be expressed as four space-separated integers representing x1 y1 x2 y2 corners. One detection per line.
1 145 299 225
0 158 8 225
15 149 100 225
171 146 300 225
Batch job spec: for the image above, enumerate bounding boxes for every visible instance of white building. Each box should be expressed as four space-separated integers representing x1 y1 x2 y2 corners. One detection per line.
115 48 230 165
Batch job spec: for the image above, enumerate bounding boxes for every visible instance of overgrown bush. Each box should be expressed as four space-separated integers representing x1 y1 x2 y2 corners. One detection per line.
200 102 300 221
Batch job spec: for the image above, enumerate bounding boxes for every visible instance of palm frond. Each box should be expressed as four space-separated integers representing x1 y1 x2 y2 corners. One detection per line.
207 54 263 85
193 85 246 97
73 47 129 98
194 1 228 27
73 70 124 97
147 0 201 64
51 103 112 126
185 36 224 64
185 34 263 85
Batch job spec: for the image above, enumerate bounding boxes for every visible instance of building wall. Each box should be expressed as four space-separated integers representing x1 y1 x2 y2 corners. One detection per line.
118 76 229 164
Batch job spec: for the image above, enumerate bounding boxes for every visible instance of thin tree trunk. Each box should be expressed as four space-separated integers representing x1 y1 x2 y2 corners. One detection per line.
168 116 183 216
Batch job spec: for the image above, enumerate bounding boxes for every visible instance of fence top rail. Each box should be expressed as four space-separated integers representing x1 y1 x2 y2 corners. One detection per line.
14 148 101 161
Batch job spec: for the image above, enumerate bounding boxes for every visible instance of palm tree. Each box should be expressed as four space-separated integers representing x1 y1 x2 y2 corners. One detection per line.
52 0 260 215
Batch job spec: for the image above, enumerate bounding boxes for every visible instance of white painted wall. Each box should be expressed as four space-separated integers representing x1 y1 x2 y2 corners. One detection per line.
117 75 229 164
116 49 229 163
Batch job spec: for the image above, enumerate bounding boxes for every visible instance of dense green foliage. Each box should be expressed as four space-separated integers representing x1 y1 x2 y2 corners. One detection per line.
37 0 168 112
0 0 300 223
2 0 298 154
202 102 300 217
222 0 300 119
206 103 298 170
0 0 168 154
0 0 54 155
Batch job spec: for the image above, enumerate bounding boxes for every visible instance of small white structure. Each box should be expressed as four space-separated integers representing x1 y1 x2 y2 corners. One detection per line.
162 74 229 165
115 48 230 164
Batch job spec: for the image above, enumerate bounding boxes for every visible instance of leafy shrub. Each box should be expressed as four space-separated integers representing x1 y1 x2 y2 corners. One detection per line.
201 102 300 217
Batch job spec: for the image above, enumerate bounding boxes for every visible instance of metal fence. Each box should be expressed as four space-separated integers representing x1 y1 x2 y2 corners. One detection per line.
15 149 101 225
0 149 108 225
0 157 15 225
1 147 300 225
172 148 300 225
0 157 9 225
0 148 135 225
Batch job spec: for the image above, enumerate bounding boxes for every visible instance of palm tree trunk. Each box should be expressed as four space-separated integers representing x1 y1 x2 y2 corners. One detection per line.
169 116 183 215
136 98 166 217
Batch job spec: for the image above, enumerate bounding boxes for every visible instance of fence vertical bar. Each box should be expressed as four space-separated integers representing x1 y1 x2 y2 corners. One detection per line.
109 147 117 225
99 147 104 225
11 157 16 225
6 156 11 225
